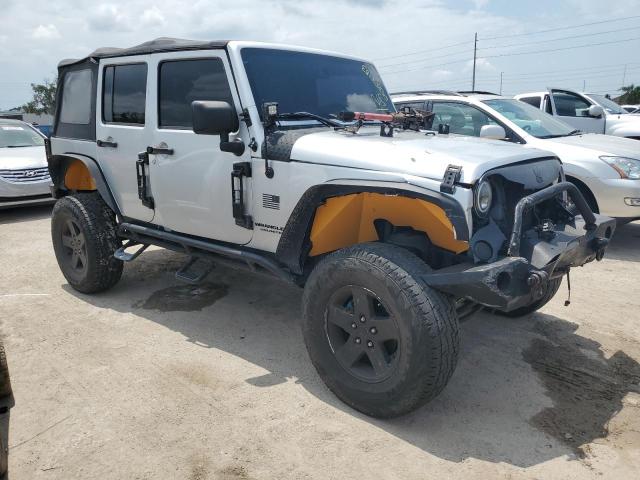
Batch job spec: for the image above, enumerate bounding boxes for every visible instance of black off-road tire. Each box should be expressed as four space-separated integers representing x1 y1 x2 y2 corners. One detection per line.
51 193 123 294
501 277 563 318
0 344 10 399
302 242 459 418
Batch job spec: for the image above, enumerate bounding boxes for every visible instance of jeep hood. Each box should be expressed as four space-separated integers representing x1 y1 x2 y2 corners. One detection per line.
289 127 556 183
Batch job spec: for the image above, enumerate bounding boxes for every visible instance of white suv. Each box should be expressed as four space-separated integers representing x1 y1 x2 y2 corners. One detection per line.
46 39 614 418
515 88 640 139
393 91 640 222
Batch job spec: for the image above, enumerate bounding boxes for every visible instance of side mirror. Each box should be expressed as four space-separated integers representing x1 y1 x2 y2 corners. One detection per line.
479 124 506 139
588 105 604 118
191 101 244 156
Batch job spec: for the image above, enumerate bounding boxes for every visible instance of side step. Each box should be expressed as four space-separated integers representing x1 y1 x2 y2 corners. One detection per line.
114 241 149 262
175 257 215 284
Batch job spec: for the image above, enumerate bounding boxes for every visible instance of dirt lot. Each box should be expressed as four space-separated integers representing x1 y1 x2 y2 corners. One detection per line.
1 205 639 479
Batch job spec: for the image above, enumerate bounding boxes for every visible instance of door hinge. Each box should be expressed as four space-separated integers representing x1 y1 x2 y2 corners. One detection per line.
231 162 253 229
240 108 252 127
136 151 155 209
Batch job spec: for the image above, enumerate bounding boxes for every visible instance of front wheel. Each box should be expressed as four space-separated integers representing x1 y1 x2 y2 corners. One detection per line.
302 243 459 418
51 193 123 293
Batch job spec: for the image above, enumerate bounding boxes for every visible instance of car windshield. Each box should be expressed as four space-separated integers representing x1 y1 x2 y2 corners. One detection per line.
587 94 627 114
241 48 395 123
0 123 45 148
483 98 575 138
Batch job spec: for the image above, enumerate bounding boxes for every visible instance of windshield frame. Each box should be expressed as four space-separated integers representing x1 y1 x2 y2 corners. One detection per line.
482 98 576 139
0 122 46 148
238 46 395 126
585 93 627 115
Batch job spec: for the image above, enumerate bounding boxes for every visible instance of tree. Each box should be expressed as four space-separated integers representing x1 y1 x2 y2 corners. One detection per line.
619 84 640 105
21 78 57 115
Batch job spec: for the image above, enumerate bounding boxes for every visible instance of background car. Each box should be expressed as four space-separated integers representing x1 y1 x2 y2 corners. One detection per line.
621 105 640 113
392 91 640 223
0 119 53 209
515 88 640 139
0 342 12 478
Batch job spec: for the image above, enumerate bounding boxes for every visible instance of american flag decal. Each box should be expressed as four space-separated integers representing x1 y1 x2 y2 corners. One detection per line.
262 193 280 210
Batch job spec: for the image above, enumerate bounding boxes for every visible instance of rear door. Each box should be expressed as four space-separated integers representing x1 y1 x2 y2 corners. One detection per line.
147 50 253 245
96 57 154 222
549 89 605 133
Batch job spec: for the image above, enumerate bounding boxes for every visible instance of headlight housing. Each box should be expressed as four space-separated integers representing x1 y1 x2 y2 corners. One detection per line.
600 156 640 179
474 179 493 216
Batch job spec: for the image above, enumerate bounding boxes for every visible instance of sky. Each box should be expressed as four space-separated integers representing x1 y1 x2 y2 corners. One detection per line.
1 0 639 110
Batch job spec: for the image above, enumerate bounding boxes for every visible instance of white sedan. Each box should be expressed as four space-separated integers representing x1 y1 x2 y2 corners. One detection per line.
0 119 53 208
392 92 640 222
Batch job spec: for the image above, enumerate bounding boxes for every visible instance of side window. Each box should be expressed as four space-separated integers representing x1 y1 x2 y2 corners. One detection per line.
59 69 93 125
395 101 426 111
158 58 234 129
552 91 591 117
544 95 553 114
102 63 147 125
431 102 497 136
518 96 541 109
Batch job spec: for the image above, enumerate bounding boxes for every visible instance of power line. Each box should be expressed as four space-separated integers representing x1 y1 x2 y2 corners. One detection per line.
372 38 470 61
478 25 640 51
480 14 640 40
376 47 472 69
479 36 640 60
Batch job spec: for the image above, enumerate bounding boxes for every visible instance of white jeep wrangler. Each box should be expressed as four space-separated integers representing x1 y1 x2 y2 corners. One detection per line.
47 38 615 418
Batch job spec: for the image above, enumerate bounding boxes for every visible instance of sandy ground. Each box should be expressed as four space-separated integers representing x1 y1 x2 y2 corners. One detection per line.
1 204 639 480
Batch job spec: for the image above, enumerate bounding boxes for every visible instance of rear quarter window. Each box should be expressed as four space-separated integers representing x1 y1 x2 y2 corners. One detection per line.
59 69 92 125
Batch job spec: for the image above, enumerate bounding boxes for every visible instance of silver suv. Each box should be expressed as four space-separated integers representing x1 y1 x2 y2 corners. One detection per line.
47 38 615 417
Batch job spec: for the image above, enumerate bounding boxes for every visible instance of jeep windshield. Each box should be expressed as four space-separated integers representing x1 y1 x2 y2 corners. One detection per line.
483 98 577 139
241 48 395 125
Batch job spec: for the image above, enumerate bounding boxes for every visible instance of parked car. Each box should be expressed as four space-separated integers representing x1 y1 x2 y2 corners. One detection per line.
0 119 54 208
515 88 640 139
392 91 640 223
33 124 53 137
621 105 640 114
47 38 614 418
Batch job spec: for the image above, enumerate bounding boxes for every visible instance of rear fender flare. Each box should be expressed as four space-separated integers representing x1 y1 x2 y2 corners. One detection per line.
48 153 121 216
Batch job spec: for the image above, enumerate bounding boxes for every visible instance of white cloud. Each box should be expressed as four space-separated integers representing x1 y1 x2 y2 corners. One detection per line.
464 57 495 72
141 6 166 27
89 4 131 32
31 24 60 40
431 69 453 80
472 0 490 9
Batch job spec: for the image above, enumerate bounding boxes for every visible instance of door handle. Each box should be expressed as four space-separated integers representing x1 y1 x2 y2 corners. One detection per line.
146 146 174 155
97 139 118 148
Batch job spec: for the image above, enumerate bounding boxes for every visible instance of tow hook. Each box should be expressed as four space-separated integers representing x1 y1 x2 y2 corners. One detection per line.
526 271 549 300
591 237 609 261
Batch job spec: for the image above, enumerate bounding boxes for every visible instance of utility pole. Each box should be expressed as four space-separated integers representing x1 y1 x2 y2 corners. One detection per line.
583 79 586 91
499 72 503 95
472 32 478 91
622 64 627 89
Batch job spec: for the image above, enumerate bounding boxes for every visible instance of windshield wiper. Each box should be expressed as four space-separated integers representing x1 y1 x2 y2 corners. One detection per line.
275 112 342 128
567 129 582 136
5 145 34 148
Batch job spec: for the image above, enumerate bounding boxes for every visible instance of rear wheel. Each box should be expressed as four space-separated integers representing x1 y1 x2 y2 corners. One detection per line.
0 344 10 399
302 243 459 418
51 193 123 293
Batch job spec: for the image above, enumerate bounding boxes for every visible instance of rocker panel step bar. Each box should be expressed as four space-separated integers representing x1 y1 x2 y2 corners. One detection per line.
118 222 294 283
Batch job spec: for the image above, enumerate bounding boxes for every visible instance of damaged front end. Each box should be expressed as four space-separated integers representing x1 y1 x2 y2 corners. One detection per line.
425 160 616 312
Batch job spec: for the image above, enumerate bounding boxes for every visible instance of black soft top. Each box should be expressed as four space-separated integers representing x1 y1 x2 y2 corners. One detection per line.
58 37 229 67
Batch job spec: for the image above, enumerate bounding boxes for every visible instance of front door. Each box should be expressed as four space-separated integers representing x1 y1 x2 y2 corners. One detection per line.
95 56 155 222
549 89 605 134
146 50 253 245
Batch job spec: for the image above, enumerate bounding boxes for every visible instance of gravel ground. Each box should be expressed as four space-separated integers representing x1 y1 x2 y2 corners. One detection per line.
1 205 639 480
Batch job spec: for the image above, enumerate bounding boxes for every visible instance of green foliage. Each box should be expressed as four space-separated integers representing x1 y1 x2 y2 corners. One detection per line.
21 78 57 115
619 84 640 105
